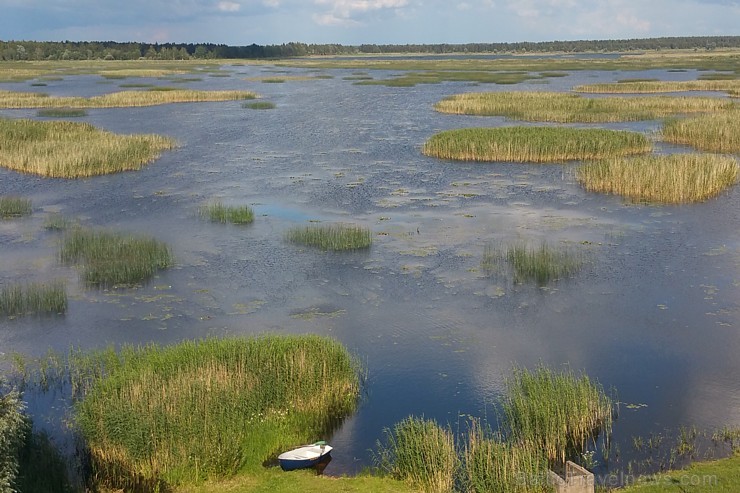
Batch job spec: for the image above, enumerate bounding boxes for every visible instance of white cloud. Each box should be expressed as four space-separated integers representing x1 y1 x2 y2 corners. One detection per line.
312 0 409 26
218 1 241 12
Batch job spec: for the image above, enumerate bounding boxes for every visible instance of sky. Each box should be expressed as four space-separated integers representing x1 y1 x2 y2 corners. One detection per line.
1 0 739 46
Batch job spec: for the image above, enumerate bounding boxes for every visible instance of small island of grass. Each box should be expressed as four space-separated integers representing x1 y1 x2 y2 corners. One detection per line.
286 223 372 251
661 110 740 154
422 127 651 163
0 281 67 317
0 196 32 218
199 201 255 224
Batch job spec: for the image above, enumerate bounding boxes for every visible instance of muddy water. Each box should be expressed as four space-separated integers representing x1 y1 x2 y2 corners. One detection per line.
1 63 738 476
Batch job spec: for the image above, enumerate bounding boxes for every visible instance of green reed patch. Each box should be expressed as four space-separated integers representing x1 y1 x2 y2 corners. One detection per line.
0 118 176 178
0 281 67 316
503 365 613 465
574 79 740 95
483 242 582 285
373 416 458 493
36 108 88 117
576 154 739 204
43 213 72 231
661 111 740 153
199 201 254 224
60 228 173 287
0 196 32 218
242 101 276 110
286 223 372 251
75 334 361 489
355 70 538 87
0 380 26 491
433 91 734 123
423 127 651 163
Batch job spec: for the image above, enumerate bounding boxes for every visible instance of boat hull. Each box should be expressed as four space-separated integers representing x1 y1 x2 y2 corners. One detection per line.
278 444 333 471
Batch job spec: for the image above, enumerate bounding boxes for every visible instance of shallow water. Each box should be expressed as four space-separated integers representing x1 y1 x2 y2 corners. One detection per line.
1 62 739 478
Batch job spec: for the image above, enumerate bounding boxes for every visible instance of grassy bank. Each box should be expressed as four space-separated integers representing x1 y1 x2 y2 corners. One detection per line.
617 452 740 492
574 79 740 94
286 224 372 251
75 335 362 490
0 281 67 317
661 111 740 153
0 118 176 178
0 88 256 108
200 202 255 224
432 91 734 123
0 379 26 491
576 154 739 204
60 228 173 287
0 196 32 218
422 127 651 163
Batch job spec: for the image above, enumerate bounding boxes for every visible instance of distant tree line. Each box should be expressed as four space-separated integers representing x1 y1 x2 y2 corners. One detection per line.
1 36 739 61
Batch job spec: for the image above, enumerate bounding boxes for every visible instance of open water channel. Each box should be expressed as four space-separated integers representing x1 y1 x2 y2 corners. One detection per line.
1 59 739 479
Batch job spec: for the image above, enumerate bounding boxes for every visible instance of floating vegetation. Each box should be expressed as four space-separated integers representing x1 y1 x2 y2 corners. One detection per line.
423 127 651 163
36 108 88 117
60 228 173 287
75 335 361 488
0 281 67 316
373 416 458 493
574 79 740 94
286 223 372 251
0 118 176 178
242 101 276 110
0 196 32 218
576 154 739 204
199 201 255 224
432 91 734 123
483 242 582 285
503 365 613 465
0 88 256 109
661 111 740 153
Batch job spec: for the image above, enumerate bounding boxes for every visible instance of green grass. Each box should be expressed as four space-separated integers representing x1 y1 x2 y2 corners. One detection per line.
0 118 176 178
200 202 255 224
0 196 32 218
576 154 739 204
661 111 740 153
617 452 740 492
74 335 362 490
286 223 372 251
423 127 651 163
482 242 582 285
503 365 613 466
0 281 67 317
373 416 458 493
574 79 740 95
60 228 173 287
43 213 73 231
36 108 88 117
242 101 276 110
0 379 27 492
432 91 734 123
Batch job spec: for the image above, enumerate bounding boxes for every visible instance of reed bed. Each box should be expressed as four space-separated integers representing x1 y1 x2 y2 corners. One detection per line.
373 416 458 493
0 118 176 178
423 127 651 163
36 108 88 117
0 196 32 218
242 101 276 109
576 154 739 204
43 213 72 231
354 70 537 87
286 223 372 251
60 228 173 287
574 79 740 94
432 91 734 123
75 335 361 489
0 89 256 109
661 111 740 153
503 366 613 465
0 281 67 316
0 380 26 491
199 202 254 224
483 242 582 285
463 419 550 493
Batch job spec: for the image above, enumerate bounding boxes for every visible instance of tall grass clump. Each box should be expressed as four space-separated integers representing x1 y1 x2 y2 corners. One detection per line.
0 197 32 218
661 111 740 153
432 91 734 123
503 365 613 466
0 118 176 178
43 213 72 231
423 127 651 163
0 281 67 317
242 101 276 109
464 419 551 493
75 335 361 489
483 242 582 285
374 416 458 493
286 223 372 251
576 154 739 204
199 201 254 224
0 379 27 493
574 79 740 94
60 228 173 287
36 108 88 118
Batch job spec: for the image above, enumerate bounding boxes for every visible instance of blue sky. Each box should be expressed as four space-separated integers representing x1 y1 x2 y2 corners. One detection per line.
2 0 738 45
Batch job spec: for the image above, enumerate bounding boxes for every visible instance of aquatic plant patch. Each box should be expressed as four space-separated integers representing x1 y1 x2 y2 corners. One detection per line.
0 196 32 218
0 118 176 178
661 111 740 153
0 281 67 317
199 202 255 224
432 91 734 123
242 101 276 109
36 108 88 117
286 223 372 251
422 127 651 163
482 242 582 285
574 79 740 95
576 154 739 204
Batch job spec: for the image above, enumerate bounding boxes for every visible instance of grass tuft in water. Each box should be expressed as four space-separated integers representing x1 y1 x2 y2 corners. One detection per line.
242 101 276 109
286 223 372 251
373 416 458 493
36 108 88 118
661 111 740 154
199 201 255 224
60 228 173 287
0 281 67 316
0 196 32 218
43 213 73 231
483 242 582 285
